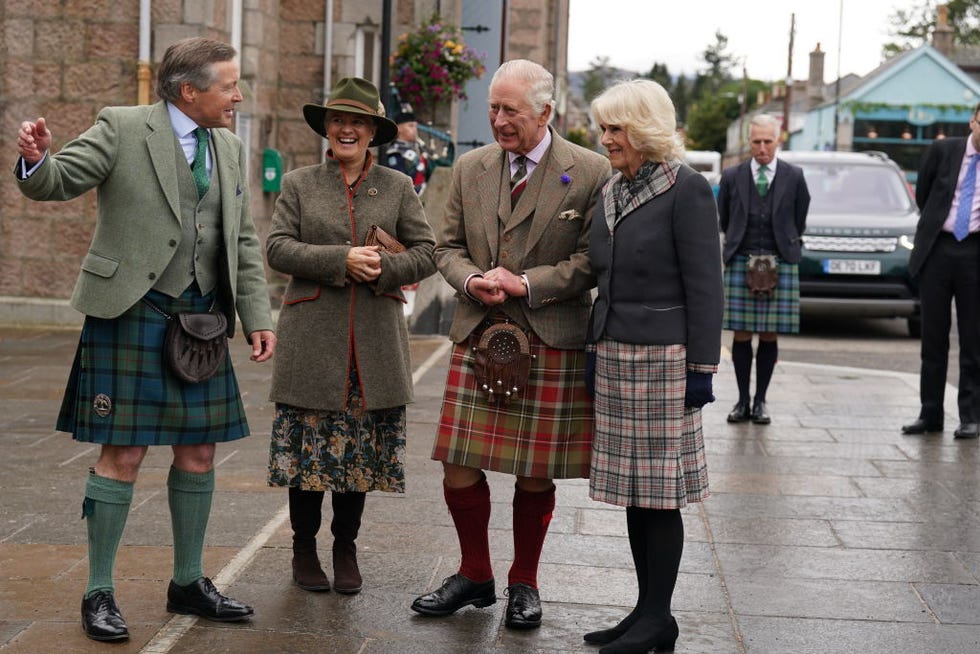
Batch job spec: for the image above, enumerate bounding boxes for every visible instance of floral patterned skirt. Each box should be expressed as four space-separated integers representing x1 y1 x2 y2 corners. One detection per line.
267 368 406 493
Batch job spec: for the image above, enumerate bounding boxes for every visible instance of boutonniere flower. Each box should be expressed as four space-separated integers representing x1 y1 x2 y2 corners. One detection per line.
558 209 581 221
560 174 572 185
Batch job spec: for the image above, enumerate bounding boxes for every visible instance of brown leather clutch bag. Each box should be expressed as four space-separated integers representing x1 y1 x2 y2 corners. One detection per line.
365 224 406 254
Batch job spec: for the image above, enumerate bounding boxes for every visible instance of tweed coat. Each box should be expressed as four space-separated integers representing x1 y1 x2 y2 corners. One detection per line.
266 156 436 412
718 157 810 264
14 102 273 337
435 128 612 348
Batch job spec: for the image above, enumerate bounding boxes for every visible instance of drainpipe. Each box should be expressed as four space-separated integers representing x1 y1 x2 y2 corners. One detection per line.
137 0 151 104
232 0 242 54
322 0 334 160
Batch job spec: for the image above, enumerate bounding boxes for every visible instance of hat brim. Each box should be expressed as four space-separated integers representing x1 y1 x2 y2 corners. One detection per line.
303 103 399 148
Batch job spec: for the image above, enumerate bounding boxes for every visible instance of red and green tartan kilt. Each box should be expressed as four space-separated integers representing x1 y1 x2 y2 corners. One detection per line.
723 254 800 333
57 288 249 446
432 336 593 479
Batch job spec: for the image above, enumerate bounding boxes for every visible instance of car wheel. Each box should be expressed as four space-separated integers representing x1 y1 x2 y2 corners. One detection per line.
908 316 922 339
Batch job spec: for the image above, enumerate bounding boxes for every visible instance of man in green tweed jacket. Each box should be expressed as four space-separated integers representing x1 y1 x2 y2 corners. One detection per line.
14 38 275 643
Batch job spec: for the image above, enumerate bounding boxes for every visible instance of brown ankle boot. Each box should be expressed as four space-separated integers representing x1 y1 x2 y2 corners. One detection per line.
331 491 365 594
292 542 331 591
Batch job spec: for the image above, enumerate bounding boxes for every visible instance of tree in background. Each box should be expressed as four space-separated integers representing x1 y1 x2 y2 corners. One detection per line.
884 0 980 57
582 56 618 102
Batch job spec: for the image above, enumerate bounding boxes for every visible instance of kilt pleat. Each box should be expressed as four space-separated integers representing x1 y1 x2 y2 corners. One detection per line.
589 340 709 509
57 288 249 446
723 254 800 333
432 337 593 479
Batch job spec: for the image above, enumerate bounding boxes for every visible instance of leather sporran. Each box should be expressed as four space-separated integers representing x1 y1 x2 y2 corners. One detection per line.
144 298 228 384
471 322 533 404
746 254 778 298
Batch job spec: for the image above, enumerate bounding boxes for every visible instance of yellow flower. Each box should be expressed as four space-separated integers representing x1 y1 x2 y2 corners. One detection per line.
445 39 456 49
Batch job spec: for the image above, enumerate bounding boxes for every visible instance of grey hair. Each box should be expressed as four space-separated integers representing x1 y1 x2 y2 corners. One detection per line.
490 59 555 117
750 113 781 139
156 38 237 103
591 79 685 162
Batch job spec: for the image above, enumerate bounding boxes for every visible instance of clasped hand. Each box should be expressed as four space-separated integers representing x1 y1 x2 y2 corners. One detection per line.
346 245 381 283
17 117 52 166
468 267 525 306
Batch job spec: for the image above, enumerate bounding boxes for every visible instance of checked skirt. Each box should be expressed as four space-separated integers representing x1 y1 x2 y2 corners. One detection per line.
57 288 249 446
432 335 593 480
723 253 801 333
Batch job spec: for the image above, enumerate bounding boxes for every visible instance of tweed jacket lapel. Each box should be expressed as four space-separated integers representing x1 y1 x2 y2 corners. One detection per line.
145 102 182 225
474 145 505 265
212 129 242 251
524 132 575 251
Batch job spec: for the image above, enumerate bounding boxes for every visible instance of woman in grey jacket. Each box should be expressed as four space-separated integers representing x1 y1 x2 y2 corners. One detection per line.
584 79 724 654
265 78 435 595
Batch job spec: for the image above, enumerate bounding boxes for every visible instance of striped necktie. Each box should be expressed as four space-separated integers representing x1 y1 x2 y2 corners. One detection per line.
191 127 210 198
510 155 528 208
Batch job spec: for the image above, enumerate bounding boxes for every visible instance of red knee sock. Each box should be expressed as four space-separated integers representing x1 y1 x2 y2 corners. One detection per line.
508 484 556 588
445 476 493 583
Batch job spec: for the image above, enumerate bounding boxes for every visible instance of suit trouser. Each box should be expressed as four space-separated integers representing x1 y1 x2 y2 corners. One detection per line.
917 233 980 423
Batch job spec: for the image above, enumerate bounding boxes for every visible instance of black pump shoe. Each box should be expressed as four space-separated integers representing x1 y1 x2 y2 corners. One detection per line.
81 590 129 642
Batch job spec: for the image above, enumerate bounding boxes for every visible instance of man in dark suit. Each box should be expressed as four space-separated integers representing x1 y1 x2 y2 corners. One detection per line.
409 59 610 630
902 102 980 439
14 38 276 642
718 114 810 425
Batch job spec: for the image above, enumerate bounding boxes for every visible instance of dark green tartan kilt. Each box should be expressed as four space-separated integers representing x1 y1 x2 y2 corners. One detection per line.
57 288 249 446
723 254 801 334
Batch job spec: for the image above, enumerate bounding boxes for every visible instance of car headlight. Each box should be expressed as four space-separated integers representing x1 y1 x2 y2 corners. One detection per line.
898 234 914 250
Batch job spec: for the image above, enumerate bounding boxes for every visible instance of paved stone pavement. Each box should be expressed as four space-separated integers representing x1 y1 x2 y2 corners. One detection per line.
2 326 980 653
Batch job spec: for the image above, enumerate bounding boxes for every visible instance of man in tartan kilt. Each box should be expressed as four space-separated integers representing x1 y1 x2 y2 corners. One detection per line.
14 38 276 642
718 113 810 425
409 59 610 629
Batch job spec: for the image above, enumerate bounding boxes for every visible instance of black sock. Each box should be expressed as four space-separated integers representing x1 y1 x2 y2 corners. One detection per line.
731 339 753 403
755 340 778 403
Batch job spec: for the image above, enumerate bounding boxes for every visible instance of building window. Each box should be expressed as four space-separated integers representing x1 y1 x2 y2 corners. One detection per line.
355 23 380 81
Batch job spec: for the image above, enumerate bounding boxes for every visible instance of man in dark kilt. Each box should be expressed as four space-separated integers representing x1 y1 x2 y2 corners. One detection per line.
14 38 276 643
409 59 610 629
718 113 810 425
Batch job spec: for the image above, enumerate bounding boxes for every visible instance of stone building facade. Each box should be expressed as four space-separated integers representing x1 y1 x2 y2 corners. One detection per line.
0 0 569 320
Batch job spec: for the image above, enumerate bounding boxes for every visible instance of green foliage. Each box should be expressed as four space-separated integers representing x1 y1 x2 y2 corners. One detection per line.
566 126 593 149
685 93 741 152
884 0 980 57
582 56 616 103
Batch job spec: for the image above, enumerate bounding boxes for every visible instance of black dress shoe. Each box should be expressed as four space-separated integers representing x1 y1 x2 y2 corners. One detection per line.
410 573 496 616
901 418 943 435
954 422 980 439
504 583 542 630
166 577 254 622
81 590 129 642
726 401 750 423
751 401 771 425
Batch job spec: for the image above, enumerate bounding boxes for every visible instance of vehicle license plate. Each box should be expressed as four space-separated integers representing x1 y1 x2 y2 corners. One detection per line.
822 259 881 275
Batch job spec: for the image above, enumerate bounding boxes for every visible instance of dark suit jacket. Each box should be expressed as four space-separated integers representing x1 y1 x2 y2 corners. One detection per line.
911 136 969 277
718 157 810 264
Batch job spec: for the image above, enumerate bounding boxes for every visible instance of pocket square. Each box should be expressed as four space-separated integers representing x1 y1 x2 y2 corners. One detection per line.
558 209 581 221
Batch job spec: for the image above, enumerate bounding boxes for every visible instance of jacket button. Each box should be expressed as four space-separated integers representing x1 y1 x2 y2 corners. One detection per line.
169 239 177 247
148 272 156 280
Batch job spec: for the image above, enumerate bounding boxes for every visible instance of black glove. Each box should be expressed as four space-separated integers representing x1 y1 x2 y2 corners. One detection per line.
684 371 715 408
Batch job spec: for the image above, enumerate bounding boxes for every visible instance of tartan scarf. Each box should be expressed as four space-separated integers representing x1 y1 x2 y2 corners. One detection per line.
602 159 682 235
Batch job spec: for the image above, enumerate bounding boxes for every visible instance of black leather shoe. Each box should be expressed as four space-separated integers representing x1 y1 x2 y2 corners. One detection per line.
726 401 751 423
901 418 943 435
751 401 771 425
504 583 542 630
166 577 254 622
410 573 496 616
954 423 980 439
81 590 129 642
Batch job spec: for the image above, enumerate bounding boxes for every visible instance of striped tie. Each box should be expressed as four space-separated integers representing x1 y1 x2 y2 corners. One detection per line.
510 155 528 208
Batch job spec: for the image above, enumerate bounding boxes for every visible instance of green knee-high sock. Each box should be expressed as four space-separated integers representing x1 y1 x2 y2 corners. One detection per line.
83 471 134 597
167 466 215 586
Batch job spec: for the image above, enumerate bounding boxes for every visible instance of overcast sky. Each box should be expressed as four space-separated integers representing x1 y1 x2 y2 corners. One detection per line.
567 0 927 81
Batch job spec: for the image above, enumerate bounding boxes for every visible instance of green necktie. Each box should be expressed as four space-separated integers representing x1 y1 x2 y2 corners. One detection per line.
756 164 769 197
191 127 210 198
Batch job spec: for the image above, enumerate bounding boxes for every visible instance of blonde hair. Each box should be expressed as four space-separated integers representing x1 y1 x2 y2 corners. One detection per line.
590 79 684 162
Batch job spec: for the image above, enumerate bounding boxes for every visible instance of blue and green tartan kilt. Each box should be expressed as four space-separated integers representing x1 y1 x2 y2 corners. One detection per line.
57 288 249 446
723 254 801 333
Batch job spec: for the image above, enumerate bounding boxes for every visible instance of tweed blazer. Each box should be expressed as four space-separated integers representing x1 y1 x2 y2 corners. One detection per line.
718 157 810 264
266 157 436 411
435 128 611 349
589 165 724 366
14 102 273 337
911 136 968 277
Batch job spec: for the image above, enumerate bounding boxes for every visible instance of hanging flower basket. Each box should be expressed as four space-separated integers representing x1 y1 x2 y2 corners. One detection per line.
390 13 486 124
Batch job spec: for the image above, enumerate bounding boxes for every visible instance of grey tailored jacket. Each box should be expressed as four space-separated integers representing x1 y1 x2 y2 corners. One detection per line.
435 129 611 349
589 165 724 367
266 157 436 412
718 157 810 264
14 102 273 337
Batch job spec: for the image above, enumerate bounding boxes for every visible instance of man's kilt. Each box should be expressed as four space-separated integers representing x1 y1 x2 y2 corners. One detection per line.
723 253 801 333
432 333 593 479
57 288 249 446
